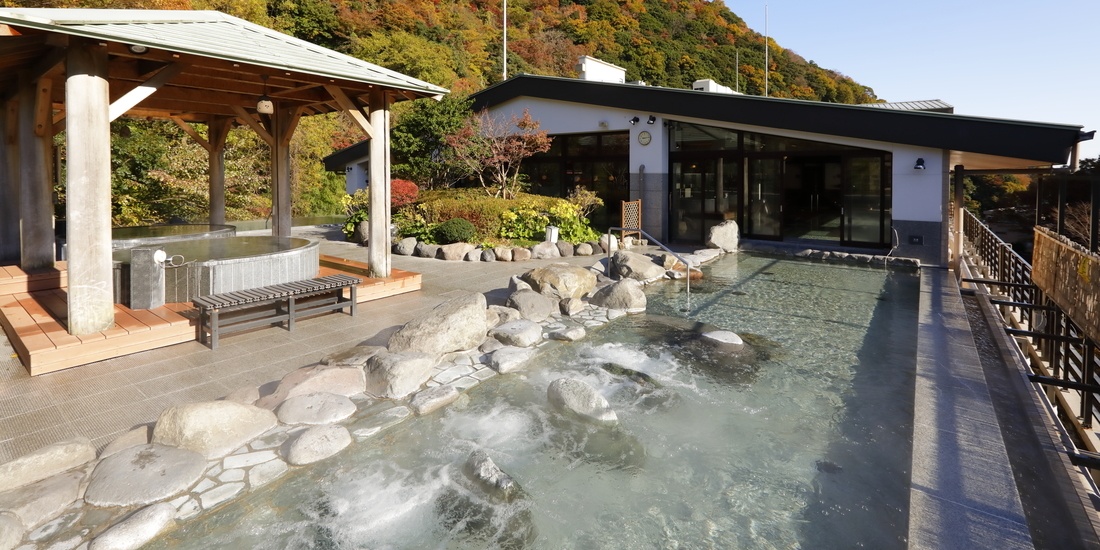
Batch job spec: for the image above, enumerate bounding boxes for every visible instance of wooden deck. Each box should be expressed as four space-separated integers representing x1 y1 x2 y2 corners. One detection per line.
0 259 421 376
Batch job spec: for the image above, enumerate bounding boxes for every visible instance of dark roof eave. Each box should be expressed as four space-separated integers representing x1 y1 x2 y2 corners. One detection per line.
471 75 1082 165
323 140 370 172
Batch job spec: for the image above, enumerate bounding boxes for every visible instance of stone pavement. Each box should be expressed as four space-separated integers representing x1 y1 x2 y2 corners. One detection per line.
0 227 604 463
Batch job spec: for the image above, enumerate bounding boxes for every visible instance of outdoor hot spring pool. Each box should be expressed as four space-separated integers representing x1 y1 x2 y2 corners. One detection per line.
149 253 920 549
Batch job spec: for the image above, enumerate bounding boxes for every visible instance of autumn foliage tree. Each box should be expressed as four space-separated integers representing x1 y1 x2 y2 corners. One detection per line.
445 110 552 199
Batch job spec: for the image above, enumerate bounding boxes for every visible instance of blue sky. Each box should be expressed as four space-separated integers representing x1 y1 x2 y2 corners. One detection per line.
734 0 1100 163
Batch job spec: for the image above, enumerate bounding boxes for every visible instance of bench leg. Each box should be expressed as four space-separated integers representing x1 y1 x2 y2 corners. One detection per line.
210 308 219 350
287 296 295 331
350 285 357 316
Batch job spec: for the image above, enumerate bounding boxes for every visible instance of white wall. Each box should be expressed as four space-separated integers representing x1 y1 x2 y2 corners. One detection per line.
344 157 369 194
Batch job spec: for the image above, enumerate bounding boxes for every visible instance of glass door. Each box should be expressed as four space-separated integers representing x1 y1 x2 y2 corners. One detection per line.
842 156 889 245
670 160 712 242
747 157 783 238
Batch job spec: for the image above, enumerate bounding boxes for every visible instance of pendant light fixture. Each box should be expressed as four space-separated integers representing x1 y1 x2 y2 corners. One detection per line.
257 75 274 115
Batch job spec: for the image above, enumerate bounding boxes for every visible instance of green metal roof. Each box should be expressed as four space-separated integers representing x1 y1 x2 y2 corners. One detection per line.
0 8 449 97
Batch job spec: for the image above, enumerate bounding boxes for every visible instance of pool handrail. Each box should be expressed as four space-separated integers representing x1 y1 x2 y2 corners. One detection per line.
604 227 692 299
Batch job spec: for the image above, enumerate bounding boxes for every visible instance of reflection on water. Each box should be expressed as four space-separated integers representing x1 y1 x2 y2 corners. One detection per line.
149 254 919 550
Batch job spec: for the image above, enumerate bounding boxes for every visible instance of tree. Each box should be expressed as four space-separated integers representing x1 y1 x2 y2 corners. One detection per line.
391 95 473 189
445 109 552 199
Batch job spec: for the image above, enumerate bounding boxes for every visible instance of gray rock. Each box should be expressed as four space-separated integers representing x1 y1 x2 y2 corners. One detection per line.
364 351 437 399
485 308 502 329
849 253 873 263
488 347 536 373
585 241 601 253
598 234 619 253
100 426 150 459
575 243 594 256
645 252 680 270
287 425 352 466
480 249 497 262
692 248 722 262
414 242 440 258
529 241 560 260
0 513 22 550
223 385 260 405
464 450 522 502
223 450 278 469
27 510 80 543
388 292 488 356
151 401 276 460
349 407 411 440
506 289 555 322
549 327 586 342
705 219 739 252
547 378 618 424
492 247 513 261
589 279 647 313
256 365 367 409
439 242 475 261
508 275 532 293
0 437 96 494
521 264 597 300
700 330 745 351
560 297 584 316
409 385 460 416
488 320 543 347
611 250 667 281
555 241 574 257
199 482 243 509
464 249 482 261
393 237 417 255
352 220 369 245
84 445 201 508
0 471 82 531
247 459 288 488
479 338 505 354
320 345 385 367
89 502 174 550
276 393 357 425
511 248 532 261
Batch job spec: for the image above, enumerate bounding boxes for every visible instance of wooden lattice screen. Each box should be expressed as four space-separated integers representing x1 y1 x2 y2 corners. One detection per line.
1032 227 1100 344
621 200 642 240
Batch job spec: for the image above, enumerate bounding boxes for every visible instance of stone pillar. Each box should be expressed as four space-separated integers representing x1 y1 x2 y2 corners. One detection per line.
367 88 391 278
0 99 19 264
207 117 230 226
269 107 292 237
17 76 55 270
65 40 115 335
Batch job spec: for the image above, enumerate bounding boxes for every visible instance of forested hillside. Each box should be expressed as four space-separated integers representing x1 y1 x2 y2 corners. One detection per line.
8 0 883 224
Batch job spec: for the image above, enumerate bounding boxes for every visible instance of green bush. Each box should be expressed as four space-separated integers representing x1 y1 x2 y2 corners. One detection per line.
433 217 477 244
342 209 368 241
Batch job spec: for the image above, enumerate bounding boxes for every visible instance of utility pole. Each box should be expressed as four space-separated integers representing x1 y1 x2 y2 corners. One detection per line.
764 2 768 97
503 0 508 80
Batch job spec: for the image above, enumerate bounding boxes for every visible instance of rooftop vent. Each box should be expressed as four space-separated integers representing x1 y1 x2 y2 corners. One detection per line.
692 79 741 95
576 55 627 84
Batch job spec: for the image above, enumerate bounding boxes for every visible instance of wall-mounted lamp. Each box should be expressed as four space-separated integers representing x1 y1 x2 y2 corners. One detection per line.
257 75 274 115
127 44 149 55
629 116 640 125
914 158 926 170
598 120 609 129
647 115 656 125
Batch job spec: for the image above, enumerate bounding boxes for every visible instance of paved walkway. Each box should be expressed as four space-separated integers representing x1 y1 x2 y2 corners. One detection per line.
0 227 601 462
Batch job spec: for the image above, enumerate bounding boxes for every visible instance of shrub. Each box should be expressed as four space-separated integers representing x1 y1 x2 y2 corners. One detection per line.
433 217 477 244
391 179 419 208
342 209 368 241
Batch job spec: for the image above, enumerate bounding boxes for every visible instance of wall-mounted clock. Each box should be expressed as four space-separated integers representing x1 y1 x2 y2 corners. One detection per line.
638 131 652 146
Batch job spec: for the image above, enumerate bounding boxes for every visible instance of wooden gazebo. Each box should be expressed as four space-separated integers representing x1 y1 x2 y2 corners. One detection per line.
0 8 447 336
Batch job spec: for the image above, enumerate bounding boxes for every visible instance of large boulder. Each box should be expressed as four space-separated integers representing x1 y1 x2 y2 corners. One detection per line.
256 364 367 409
464 249 482 262
388 292 488 356
611 250 667 281
521 264 597 300
0 437 96 494
560 297 584 316
547 378 618 424
320 345 385 367
276 393 357 425
0 513 21 550
529 241 560 260
492 247 512 262
598 234 619 253
84 444 205 508
464 450 523 502
700 330 745 352
488 320 543 347
409 385 460 416
505 289 555 322
286 425 352 466
414 242 440 258
393 237 417 256
486 305 523 328
101 426 151 458
0 470 84 530
549 327 586 342
512 248 532 261
488 347 536 373
508 275 532 293
555 241 574 257
151 401 277 460
589 279 647 313
481 248 497 262
89 502 175 550
364 351 437 399
574 243 594 256
439 242 475 261
706 219 739 252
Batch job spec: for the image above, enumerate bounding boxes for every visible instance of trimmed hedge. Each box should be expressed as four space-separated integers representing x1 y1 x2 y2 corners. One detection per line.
413 189 571 243
433 217 477 244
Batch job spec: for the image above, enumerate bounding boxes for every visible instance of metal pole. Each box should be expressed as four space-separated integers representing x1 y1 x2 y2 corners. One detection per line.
764 3 768 98
502 0 508 80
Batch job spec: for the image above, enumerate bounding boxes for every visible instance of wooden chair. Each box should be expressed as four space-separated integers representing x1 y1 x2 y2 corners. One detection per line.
621 199 642 241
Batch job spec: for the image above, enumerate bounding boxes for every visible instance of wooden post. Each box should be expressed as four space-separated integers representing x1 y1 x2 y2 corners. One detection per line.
268 105 298 238
0 98 19 263
208 116 230 225
367 88 391 278
17 75 55 270
952 165 964 277
65 40 115 335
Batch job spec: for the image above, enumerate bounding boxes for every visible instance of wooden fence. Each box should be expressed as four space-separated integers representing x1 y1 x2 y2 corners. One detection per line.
1033 227 1100 345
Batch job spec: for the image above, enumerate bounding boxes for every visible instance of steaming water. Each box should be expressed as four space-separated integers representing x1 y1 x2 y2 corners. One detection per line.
150 254 920 549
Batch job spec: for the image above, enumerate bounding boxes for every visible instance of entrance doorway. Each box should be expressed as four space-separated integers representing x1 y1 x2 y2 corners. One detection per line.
782 157 843 241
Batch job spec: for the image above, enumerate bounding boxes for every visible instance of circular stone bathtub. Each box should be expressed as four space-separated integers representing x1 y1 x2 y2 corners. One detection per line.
110 224 237 250
113 236 319 305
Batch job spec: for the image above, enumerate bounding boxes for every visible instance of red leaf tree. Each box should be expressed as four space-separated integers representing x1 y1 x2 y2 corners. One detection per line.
444 109 553 199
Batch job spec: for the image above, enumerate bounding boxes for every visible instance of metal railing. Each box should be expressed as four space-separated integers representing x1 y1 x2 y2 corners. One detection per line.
961 209 1100 429
604 227 692 300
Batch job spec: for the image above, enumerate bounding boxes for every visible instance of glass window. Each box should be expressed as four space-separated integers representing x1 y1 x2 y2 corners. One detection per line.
744 132 859 154
567 135 599 157
671 123 738 152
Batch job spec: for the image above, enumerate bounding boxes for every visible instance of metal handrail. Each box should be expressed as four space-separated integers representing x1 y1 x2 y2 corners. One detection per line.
604 227 692 300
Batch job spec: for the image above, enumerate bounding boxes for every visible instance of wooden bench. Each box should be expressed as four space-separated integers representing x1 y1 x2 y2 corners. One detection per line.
192 274 361 349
